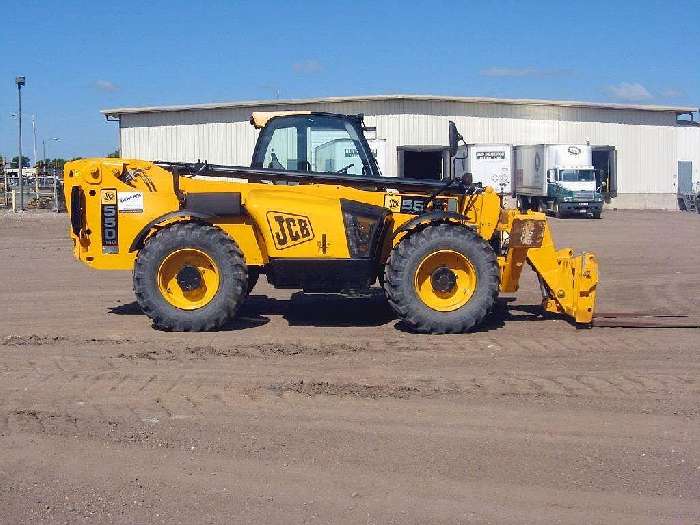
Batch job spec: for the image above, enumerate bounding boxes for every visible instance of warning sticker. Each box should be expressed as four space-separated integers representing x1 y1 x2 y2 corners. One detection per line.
118 192 144 213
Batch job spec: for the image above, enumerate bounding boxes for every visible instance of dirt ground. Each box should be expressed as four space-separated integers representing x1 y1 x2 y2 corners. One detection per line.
0 210 698 524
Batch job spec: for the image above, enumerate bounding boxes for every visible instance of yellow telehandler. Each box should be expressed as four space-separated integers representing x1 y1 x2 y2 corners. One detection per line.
63 112 597 333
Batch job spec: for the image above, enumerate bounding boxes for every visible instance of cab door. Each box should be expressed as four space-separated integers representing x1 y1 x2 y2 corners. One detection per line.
247 114 388 291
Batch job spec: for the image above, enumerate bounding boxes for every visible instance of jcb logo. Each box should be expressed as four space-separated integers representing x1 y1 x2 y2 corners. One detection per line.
101 190 117 205
384 194 401 212
266 212 314 250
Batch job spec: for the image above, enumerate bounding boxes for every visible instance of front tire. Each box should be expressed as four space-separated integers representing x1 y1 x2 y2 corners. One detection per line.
133 222 247 331
384 224 499 334
554 202 563 218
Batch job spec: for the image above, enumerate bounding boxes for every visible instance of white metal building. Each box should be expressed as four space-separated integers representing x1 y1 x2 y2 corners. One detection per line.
103 94 700 209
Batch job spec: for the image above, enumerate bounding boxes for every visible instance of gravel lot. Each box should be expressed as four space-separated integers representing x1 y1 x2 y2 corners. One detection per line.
0 210 698 524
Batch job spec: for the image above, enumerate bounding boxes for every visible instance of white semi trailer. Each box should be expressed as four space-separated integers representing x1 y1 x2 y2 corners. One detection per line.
465 144 513 194
514 144 603 218
452 144 513 194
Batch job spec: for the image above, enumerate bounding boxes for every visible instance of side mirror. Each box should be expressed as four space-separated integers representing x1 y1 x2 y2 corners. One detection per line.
448 121 462 157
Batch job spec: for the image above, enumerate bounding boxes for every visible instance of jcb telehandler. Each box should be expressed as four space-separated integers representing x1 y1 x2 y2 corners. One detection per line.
63 112 598 333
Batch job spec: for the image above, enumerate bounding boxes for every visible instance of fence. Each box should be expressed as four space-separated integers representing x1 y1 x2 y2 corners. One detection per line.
1 173 64 211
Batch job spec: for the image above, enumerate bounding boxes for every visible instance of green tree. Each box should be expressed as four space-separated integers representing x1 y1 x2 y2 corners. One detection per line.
107 149 120 158
11 156 30 168
36 159 66 172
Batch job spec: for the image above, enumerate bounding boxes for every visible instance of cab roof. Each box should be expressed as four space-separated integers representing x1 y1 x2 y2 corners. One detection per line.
249 111 363 129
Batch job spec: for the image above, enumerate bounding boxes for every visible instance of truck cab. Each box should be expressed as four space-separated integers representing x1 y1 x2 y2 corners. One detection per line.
546 145 603 218
546 165 602 217
515 144 604 219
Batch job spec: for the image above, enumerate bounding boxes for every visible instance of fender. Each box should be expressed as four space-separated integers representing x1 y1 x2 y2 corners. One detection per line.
392 211 472 239
128 210 213 252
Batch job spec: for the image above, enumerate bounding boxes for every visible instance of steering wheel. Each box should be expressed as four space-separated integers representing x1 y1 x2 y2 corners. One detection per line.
336 163 355 174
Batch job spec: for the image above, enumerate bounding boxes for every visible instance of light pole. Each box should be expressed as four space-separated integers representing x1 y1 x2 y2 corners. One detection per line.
2 155 8 207
15 76 26 212
32 115 38 200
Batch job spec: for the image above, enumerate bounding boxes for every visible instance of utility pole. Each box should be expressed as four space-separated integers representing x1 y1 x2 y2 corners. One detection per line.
16 76 26 212
32 115 37 169
43 139 47 197
2 154 7 207
33 116 39 200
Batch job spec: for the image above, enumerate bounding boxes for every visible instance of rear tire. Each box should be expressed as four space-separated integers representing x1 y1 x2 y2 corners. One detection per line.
384 224 499 334
133 222 247 331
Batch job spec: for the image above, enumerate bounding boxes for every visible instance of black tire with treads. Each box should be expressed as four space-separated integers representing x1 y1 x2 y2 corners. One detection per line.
133 222 247 331
383 223 499 334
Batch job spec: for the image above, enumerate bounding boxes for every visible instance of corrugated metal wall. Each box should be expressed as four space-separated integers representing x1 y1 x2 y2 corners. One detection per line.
119 100 700 206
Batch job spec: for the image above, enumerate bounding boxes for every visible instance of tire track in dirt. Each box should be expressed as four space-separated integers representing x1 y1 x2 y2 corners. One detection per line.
266 372 698 401
3 364 696 406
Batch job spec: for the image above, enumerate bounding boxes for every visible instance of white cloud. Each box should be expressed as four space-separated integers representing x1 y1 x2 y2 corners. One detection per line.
605 82 652 102
292 59 323 74
660 88 683 98
95 79 119 92
480 67 571 77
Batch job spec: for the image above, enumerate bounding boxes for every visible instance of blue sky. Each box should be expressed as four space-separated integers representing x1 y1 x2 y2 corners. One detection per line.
1 0 698 160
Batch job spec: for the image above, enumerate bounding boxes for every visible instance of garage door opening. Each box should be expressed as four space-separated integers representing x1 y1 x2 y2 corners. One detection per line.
592 146 617 201
398 146 450 180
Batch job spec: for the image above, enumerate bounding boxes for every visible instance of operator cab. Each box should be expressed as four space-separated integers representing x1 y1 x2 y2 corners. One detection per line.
251 113 381 178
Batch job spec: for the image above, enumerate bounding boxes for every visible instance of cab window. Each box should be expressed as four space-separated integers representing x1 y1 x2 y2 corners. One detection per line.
559 169 595 182
253 115 373 176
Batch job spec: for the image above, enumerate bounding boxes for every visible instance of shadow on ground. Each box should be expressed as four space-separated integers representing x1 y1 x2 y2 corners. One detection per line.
108 291 555 333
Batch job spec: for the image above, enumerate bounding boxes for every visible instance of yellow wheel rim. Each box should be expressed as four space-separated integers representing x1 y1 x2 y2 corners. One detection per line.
414 250 477 312
157 249 220 310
